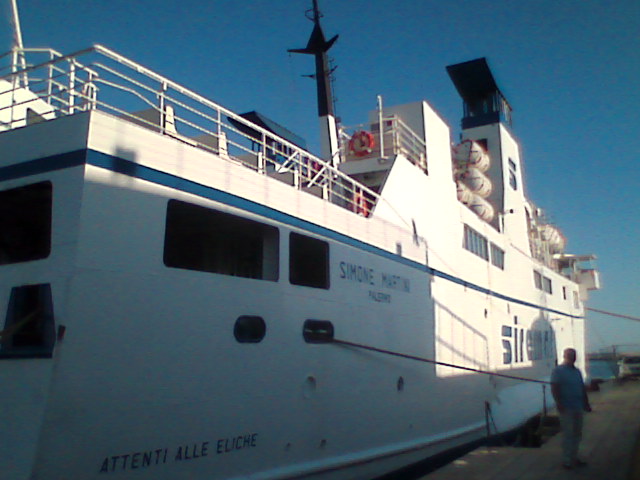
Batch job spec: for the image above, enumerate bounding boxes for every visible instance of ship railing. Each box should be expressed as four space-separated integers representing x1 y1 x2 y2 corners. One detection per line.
340 116 427 172
0 45 381 218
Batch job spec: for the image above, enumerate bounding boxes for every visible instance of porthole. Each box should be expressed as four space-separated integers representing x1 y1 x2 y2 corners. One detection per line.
234 316 266 343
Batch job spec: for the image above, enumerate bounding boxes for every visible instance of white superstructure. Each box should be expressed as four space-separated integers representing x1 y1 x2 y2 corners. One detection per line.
0 13 600 480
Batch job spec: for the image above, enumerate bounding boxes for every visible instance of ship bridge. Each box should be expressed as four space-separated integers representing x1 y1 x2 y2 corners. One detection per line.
447 57 513 129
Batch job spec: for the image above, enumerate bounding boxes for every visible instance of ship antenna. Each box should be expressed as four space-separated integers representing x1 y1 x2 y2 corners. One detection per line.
289 0 340 165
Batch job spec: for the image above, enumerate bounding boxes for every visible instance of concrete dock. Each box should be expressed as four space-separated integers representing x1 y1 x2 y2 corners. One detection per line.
422 380 640 480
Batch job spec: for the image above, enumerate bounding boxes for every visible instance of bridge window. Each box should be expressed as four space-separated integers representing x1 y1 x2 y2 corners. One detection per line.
490 243 505 269
164 200 279 280
0 181 52 266
463 225 488 260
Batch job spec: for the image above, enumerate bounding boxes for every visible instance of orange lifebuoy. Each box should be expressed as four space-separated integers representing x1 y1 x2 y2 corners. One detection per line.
349 130 375 157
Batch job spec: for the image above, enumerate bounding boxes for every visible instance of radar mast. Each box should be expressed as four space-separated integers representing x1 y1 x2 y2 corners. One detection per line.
289 0 340 165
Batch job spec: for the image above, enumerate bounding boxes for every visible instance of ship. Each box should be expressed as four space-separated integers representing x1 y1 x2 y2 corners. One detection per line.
0 1 601 479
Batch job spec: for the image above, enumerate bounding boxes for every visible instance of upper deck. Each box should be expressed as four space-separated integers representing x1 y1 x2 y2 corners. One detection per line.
0 45 406 219
0 44 599 298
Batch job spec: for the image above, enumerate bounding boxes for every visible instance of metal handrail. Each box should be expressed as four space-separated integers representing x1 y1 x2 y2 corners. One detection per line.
0 45 384 217
340 115 427 170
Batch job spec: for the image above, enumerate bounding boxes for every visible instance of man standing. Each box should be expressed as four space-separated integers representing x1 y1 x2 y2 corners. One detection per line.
551 347 592 469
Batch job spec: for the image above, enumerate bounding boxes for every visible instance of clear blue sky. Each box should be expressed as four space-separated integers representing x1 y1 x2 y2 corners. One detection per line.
2 0 638 352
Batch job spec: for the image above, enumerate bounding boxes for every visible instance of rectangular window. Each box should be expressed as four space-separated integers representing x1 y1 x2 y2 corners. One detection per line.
1 284 55 358
490 243 505 269
0 181 52 266
163 200 279 280
533 271 542 290
562 286 567 300
289 232 330 289
533 270 553 294
508 158 517 190
463 225 489 261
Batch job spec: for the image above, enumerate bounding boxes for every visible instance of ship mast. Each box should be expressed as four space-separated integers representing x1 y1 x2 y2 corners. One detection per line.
9 0 27 83
289 0 340 165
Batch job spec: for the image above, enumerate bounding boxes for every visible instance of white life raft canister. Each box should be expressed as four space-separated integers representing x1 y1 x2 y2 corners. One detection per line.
454 139 490 172
462 167 493 198
456 181 474 205
470 194 495 222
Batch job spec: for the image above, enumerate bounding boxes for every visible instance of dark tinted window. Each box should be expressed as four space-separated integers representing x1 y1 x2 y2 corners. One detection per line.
1 284 55 358
164 200 279 280
289 233 329 289
0 181 52 265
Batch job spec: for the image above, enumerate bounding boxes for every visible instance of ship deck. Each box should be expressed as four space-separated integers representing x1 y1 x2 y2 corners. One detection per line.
419 379 640 480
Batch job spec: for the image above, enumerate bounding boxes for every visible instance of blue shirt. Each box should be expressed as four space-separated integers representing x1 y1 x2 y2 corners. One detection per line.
551 364 585 410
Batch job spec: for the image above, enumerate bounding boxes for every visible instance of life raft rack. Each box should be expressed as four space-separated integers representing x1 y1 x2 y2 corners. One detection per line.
348 130 375 157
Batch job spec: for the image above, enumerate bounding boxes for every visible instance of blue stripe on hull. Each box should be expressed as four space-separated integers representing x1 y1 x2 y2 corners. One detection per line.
0 149 87 181
0 148 583 320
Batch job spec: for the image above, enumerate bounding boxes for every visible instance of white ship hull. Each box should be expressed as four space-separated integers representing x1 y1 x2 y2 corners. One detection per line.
0 33 597 480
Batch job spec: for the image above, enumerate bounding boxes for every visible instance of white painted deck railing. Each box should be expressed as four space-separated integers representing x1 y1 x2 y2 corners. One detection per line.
0 45 385 217
340 117 427 172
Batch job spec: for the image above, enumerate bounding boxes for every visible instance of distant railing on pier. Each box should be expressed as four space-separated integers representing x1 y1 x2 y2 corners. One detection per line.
0 45 382 217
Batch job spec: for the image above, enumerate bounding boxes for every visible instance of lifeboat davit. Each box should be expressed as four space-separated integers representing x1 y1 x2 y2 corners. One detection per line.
454 139 490 172
540 224 566 253
470 195 495 222
461 167 492 197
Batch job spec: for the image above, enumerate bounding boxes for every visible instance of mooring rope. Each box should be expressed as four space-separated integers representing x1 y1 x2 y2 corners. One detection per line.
331 338 551 385
587 307 640 322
